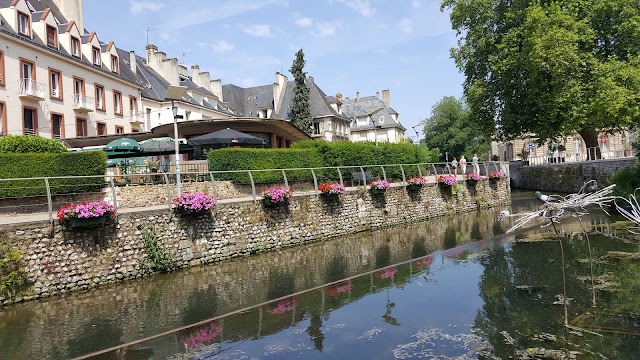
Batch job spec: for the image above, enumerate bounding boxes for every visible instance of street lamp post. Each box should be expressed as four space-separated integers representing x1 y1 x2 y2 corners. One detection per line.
163 86 188 196
412 125 420 144
371 118 381 147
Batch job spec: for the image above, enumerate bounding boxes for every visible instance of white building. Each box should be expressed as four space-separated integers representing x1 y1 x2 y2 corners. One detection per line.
342 90 406 143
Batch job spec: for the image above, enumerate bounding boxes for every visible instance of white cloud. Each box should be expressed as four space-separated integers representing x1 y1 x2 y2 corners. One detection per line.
313 21 340 38
295 17 313 27
399 18 413 33
243 24 273 37
334 0 375 17
129 0 166 14
212 40 234 53
412 0 422 8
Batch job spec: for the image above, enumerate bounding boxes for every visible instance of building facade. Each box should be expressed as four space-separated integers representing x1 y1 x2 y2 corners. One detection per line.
341 90 406 143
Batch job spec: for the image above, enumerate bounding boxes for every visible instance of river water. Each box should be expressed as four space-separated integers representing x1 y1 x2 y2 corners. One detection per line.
1 191 639 359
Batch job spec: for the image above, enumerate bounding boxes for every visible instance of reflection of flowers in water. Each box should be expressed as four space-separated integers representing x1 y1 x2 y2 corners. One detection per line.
268 297 297 314
378 267 397 279
324 280 353 297
179 321 222 349
444 248 466 259
413 257 434 269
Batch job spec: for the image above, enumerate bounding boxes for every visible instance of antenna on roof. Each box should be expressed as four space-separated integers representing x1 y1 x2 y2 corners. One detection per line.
182 51 190 64
146 27 159 45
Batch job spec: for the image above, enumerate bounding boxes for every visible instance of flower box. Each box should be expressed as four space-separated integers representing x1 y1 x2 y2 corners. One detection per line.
172 192 216 215
319 192 340 201
57 201 115 229
261 187 293 207
318 182 345 202
465 173 483 186
369 179 389 196
406 176 426 192
488 171 505 183
65 214 109 228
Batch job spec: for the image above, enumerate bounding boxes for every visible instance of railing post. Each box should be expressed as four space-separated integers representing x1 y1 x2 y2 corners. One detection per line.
44 178 53 224
248 170 257 205
482 163 488 176
163 173 171 210
209 172 217 199
337 167 344 186
108 175 118 213
400 165 406 187
281 170 289 189
416 164 422 177
359 166 366 186
431 164 437 181
380 165 386 181
311 169 319 196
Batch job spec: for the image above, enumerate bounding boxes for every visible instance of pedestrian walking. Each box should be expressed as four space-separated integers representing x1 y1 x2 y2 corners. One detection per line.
451 158 458 176
472 154 480 174
460 156 467 174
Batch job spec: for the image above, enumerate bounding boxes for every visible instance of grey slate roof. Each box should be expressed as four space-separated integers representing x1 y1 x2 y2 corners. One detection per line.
342 96 406 131
24 0 68 25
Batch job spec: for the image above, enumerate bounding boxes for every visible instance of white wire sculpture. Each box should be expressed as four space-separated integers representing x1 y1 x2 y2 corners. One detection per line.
614 188 640 234
503 181 615 234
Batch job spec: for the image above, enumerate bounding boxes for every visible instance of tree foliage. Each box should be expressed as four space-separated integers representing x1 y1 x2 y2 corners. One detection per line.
442 0 640 152
290 49 312 133
422 96 491 161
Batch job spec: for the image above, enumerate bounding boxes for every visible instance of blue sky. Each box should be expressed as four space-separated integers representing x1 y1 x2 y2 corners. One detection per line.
84 0 464 140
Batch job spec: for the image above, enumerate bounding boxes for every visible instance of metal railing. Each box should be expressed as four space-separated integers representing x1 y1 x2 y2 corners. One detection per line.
130 113 145 124
528 148 636 165
73 93 95 111
18 79 46 99
0 161 509 225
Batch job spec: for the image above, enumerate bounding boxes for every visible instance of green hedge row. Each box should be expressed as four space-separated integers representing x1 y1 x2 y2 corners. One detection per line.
208 142 438 184
0 151 107 197
208 148 324 184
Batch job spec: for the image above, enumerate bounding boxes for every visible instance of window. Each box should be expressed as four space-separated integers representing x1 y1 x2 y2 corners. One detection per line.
115 125 124 134
111 55 118 73
76 118 87 137
313 122 321 135
95 84 105 111
73 77 84 96
20 59 34 81
92 47 101 66
49 68 62 100
131 128 140 133
70 37 80 58
17 11 30 36
129 96 137 115
46 25 57 48
113 91 122 115
0 102 5 135
97 122 107 136
23 107 37 135
51 113 63 139
0 51 4 86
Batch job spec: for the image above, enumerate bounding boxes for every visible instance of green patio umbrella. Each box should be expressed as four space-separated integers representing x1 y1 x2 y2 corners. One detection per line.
106 158 123 168
104 138 143 154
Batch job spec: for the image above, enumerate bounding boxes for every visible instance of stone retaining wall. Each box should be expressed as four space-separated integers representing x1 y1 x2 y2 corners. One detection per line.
511 158 638 192
0 179 510 305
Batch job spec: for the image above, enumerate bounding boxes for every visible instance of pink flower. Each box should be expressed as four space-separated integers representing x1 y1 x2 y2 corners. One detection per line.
173 192 216 214
369 179 390 190
261 187 293 203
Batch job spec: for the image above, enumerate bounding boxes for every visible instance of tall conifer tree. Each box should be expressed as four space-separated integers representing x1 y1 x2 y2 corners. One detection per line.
290 49 312 133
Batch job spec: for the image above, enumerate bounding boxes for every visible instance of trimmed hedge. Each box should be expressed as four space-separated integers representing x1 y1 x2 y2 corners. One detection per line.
208 148 324 184
0 135 67 153
0 151 107 197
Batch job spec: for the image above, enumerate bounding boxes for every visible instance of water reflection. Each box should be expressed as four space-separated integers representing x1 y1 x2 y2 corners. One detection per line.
2 192 639 359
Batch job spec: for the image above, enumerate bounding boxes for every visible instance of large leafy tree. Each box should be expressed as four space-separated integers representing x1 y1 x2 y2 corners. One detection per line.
442 0 640 157
289 49 312 133
422 96 491 161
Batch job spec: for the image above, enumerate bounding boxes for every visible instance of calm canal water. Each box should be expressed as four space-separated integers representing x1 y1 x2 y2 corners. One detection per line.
1 191 639 359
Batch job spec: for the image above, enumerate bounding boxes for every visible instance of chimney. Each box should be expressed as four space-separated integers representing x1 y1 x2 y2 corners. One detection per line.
356 91 360 101
145 44 179 86
335 93 343 103
210 79 223 101
145 44 158 63
191 65 200 80
382 89 390 108
53 0 84 34
178 65 188 78
376 91 379 99
273 72 288 113
129 51 136 73
307 76 314 85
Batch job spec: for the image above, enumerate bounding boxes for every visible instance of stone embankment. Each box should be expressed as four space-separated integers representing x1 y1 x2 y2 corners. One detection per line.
0 179 510 305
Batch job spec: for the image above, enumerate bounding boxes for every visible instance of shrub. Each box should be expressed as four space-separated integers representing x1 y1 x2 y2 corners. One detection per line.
141 225 175 273
611 165 640 197
0 247 28 299
0 151 107 197
0 135 67 153
208 148 323 184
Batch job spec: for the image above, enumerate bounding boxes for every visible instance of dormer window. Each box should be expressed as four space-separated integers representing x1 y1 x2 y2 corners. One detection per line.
71 37 80 58
92 47 101 66
111 55 118 73
46 25 58 48
17 12 31 36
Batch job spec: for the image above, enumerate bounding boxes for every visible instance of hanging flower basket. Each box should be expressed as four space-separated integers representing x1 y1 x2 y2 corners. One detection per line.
488 171 505 184
172 192 216 215
465 173 483 187
57 201 116 229
261 187 293 207
318 182 345 202
369 179 389 196
406 176 426 192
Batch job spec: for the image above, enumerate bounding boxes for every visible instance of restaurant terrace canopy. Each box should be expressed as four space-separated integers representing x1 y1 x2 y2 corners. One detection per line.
186 128 266 148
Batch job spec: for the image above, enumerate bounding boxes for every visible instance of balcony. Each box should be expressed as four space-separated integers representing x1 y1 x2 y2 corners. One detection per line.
129 112 146 125
18 79 46 100
73 94 95 112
